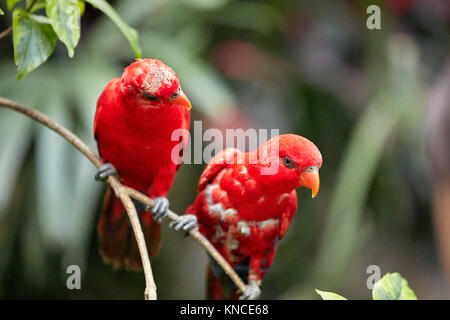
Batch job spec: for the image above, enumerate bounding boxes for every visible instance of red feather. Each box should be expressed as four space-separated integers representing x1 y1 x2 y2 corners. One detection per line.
94 59 190 269
186 134 321 299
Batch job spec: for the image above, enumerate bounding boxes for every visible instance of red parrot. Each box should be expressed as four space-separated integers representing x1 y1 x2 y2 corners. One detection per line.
93 58 191 270
172 134 322 299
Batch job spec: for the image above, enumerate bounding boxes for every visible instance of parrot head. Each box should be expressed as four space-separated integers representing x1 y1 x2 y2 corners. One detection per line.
250 134 322 197
119 58 191 110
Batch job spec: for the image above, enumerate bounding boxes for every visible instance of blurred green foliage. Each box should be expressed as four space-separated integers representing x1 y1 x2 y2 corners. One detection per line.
372 272 417 300
0 0 448 299
316 272 417 300
315 289 347 300
8 0 140 79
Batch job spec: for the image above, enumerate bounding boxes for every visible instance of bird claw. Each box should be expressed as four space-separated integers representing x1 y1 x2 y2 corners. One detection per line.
239 281 261 300
170 215 198 232
151 197 169 222
95 163 117 181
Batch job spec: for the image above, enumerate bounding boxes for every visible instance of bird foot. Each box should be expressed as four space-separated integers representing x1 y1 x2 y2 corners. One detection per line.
95 162 117 181
151 197 169 222
239 281 261 300
170 215 198 232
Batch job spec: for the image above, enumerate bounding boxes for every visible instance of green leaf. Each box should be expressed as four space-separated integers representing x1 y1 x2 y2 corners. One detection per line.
372 273 417 300
315 289 347 300
78 0 85 15
46 0 80 57
13 9 57 79
85 0 142 58
7 0 22 10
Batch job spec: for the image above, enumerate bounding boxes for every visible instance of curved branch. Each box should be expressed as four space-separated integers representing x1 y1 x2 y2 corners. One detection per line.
0 96 157 300
0 96 247 297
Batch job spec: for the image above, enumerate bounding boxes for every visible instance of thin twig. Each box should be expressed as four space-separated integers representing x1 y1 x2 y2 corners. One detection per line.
109 180 157 300
0 96 247 297
0 26 12 40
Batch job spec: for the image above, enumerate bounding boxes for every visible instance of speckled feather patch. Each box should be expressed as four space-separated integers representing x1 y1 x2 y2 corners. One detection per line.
141 60 177 94
121 59 179 96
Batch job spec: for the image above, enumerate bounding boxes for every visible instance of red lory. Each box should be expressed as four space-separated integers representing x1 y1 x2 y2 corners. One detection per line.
172 134 322 299
94 58 191 270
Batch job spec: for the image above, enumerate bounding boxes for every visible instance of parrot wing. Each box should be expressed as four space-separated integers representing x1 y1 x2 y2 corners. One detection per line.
198 148 243 191
279 190 298 239
93 78 121 157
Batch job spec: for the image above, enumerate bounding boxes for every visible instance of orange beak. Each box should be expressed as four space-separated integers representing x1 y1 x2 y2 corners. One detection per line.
169 90 192 110
299 168 320 198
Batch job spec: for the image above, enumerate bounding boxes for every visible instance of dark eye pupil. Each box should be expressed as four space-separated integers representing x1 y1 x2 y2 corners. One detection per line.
144 92 159 101
171 87 181 98
283 156 295 168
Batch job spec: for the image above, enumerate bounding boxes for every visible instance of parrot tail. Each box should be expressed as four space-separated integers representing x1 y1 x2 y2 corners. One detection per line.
97 187 161 271
206 258 245 300
206 262 226 300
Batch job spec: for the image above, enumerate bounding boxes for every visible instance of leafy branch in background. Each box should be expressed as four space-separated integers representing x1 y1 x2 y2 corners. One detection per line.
316 273 418 300
1 0 142 79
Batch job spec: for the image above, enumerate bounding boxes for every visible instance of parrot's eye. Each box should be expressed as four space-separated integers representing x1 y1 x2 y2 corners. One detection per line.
170 87 181 99
144 92 159 101
282 156 296 169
